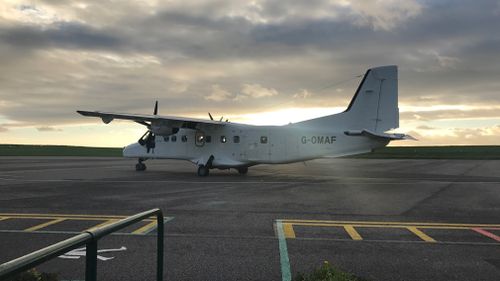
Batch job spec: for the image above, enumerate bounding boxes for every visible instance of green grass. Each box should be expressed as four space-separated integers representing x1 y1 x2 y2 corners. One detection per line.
0 144 122 157
352 145 500 160
294 261 367 281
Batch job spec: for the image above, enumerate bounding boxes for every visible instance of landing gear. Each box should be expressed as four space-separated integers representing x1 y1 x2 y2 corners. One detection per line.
237 167 248 175
197 165 210 177
135 159 146 171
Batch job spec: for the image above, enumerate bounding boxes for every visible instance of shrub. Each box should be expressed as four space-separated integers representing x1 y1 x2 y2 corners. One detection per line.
8 268 59 281
294 261 367 281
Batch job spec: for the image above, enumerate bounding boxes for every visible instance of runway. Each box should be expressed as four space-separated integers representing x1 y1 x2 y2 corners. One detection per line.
0 157 499 281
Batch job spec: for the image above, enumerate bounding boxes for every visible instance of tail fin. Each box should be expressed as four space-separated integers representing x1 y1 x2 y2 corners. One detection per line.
345 65 399 132
292 65 400 132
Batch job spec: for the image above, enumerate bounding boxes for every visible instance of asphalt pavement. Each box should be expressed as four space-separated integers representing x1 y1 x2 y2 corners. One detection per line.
0 157 499 281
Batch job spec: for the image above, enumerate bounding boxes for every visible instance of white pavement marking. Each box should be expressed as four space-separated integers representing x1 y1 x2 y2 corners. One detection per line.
59 246 127 261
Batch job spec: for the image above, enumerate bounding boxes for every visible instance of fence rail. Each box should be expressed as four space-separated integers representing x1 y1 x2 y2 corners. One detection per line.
0 208 164 281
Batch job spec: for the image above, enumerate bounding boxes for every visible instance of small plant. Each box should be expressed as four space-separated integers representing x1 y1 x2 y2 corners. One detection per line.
9 268 59 281
294 261 367 281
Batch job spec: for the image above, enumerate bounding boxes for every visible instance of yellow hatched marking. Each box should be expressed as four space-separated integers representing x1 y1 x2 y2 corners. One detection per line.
282 223 296 239
407 227 436 242
131 221 157 235
86 219 118 231
25 218 66 231
282 219 500 229
344 225 363 240
284 222 496 230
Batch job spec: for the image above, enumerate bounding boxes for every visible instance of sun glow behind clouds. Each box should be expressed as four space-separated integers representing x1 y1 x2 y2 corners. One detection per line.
226 107 345 125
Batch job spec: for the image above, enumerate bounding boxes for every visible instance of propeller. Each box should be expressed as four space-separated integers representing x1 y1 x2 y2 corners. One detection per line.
137 101 158 152
208 112 229 123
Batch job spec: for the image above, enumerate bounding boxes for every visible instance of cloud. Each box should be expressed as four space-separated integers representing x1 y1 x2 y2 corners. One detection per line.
0 0 499 145
36 126 62 132
0 22 122 51
293 89 312 99
416 125 436 130
206 84 232 101
235 83 278 100
410 125 500 145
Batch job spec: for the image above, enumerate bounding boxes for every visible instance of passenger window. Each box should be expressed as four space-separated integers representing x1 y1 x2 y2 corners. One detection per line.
205 136 212 143
220 136 227 143
182 135 187 142
233 136 240 143
164 136 169 142
171 135 177 142
260 136 268 144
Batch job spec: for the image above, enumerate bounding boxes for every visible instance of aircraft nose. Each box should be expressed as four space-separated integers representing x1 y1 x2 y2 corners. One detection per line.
123 142 143 157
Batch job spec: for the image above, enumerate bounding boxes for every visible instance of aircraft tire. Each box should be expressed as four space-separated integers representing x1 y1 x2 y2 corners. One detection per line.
237 167 248 175
135 163 146 171
197 165 209 177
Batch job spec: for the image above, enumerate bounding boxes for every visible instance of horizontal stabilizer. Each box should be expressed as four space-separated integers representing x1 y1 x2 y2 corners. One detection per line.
344 129 416 141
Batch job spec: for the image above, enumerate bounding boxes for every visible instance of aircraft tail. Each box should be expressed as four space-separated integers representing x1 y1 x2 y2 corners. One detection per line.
294 65 399 132
345 65 399 132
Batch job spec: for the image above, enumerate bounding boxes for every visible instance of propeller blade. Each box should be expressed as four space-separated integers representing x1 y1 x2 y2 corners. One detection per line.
219 116 223 122
135 121 151 128
153 101 158 115
208 112 214 120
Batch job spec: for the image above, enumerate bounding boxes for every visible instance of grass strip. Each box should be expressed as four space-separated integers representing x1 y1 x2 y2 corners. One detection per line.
352 145 500 159
0 144 122 157
1 144 499 159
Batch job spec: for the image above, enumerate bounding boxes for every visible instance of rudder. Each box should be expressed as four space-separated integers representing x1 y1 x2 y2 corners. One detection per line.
345 65 399 132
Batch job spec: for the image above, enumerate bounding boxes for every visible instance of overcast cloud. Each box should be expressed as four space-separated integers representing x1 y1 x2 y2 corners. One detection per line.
0 0 499 146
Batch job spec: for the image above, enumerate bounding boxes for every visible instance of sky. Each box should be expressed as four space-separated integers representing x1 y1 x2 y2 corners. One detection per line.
0 0 499 147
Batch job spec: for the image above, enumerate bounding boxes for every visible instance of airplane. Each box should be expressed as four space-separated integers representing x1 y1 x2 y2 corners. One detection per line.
78 65 414 176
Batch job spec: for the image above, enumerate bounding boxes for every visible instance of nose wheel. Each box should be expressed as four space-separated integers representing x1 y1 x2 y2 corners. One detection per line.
135 159 147 171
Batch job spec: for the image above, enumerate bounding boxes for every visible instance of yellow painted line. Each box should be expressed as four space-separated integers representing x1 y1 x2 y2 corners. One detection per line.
0 217 9 222
0 213 157 220
282 223 296 239
407 227 436 242
24 218 66 232
281 219 500 228
86 219 118 231
131 221 157 235
344 225 362 240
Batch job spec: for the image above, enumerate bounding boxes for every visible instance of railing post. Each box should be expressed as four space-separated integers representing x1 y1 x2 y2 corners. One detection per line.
156 212 164 281
85 240 98 281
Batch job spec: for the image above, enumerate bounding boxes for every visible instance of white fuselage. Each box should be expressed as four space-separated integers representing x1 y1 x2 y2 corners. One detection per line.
123 123 389 168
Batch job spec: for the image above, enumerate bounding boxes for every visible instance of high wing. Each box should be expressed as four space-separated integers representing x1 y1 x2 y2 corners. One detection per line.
76 110 224 128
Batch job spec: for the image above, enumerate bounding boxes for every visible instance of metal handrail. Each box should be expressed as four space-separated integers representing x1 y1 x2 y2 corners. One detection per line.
0 208 164 281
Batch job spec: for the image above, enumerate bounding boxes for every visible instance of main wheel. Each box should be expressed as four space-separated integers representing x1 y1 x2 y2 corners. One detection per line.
135 163 146 171
197 165 209 177
237 167 248 175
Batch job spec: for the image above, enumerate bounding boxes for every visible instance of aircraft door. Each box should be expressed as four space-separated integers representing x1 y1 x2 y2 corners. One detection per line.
195 131 206 147
269 130 287 162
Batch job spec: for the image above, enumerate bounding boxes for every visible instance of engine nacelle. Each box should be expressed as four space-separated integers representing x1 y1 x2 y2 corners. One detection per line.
150 124 179 136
